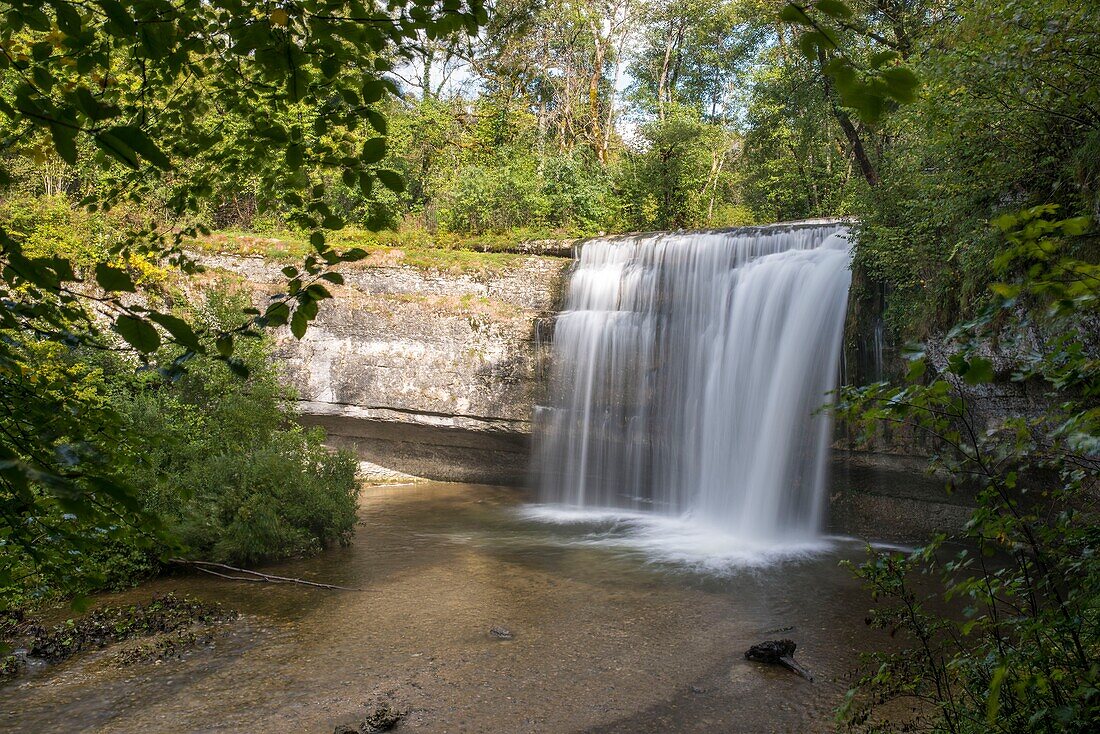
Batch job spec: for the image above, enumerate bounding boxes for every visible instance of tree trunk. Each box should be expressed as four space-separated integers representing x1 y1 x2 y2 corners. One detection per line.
422 42 434 101
818 50 880 188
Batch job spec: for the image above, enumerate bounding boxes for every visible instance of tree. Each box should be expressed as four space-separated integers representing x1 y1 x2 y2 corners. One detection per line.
618 105 741 231
0 0 484 606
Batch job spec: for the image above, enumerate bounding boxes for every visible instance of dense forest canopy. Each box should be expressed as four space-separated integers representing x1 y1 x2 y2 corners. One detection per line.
4 2 1097 328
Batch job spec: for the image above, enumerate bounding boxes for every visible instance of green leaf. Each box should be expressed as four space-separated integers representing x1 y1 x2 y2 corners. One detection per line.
376 169 405 193
22 6 52 30
881 66 921 103
306 283 332 300
96 0 136 33
290 310 308 339
1061 217 1091 236
287 59 311 103
319 56 340 79
906 358 926 382
799 32 828 60
50 124 78 165
989 283 1020 300
365 108 388 135
95 263 136 293
115 315 161 353
869 50 901 69
74 86 118 121
298 296 319 320
109 126 172 169
55 3 82 35
215 333 233 357
147 312 200 349
361 137 387 164
964 357 994 385
362 80 387 104
814 0 852 19
779 4 812 24
988 666 1007 723
947 353 968 375
93 131 139 169
286 142 304 170
265 301 291 327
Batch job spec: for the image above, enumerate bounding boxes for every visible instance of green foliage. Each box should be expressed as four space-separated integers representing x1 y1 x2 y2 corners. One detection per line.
834 208 1100 733
780 1 923 124
0 287 360 608
845 0 1100 337
740 54 862 222
618 105 742 231
0 1 481 609
436 158 549 234
110 288 360 568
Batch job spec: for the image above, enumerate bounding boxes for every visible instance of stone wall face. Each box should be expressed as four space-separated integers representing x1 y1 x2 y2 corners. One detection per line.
199 253 570 484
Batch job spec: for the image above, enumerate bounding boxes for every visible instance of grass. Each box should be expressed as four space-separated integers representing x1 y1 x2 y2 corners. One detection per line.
185 225 579 275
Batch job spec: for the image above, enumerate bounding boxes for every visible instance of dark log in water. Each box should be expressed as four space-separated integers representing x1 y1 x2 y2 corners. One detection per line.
745 639 815 682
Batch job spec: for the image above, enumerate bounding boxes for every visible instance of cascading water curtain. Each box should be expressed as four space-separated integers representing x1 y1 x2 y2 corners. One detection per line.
533 224 852 544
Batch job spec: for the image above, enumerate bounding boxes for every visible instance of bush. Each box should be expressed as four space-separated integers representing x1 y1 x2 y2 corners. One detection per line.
109 287 360 568
0 284 360 607
435 160 550 234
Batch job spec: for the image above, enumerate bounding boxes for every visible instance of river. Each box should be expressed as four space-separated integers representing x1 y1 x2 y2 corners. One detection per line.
2 481 913 733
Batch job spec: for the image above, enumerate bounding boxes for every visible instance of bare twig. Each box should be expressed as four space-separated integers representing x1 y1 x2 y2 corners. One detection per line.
168 558 362 591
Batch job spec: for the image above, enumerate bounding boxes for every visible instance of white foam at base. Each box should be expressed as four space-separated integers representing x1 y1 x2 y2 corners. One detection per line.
519 504 835 573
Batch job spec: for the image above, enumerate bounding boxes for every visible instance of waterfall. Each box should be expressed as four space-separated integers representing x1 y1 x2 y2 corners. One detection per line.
532 223 852 545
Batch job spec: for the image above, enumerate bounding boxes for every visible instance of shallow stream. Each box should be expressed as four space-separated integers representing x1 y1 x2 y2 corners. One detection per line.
2 483 915 733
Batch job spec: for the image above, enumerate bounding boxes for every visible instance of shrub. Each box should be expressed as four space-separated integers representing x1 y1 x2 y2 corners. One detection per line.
0 285 360 607
835 208 1100 733
109 287 360 569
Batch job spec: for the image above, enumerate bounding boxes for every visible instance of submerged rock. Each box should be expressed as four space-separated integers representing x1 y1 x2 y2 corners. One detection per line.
334 702 402 733
745 639 814 682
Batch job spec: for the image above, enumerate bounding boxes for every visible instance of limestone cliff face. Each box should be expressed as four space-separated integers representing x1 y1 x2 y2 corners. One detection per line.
198 252 570 484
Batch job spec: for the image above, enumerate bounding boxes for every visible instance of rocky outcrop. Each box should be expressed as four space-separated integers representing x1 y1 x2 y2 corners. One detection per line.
198 252 570 484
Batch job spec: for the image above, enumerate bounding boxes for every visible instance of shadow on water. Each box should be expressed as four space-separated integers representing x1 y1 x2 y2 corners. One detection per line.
0 482 915 734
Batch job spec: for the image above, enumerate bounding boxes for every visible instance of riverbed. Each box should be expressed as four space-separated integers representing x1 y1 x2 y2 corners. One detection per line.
1 482 909 733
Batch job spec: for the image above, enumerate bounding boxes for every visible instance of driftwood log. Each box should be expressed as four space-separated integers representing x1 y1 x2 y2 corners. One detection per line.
745 639 814 682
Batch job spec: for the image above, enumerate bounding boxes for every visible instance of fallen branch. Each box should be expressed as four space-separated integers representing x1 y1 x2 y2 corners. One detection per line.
168 558 361 591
